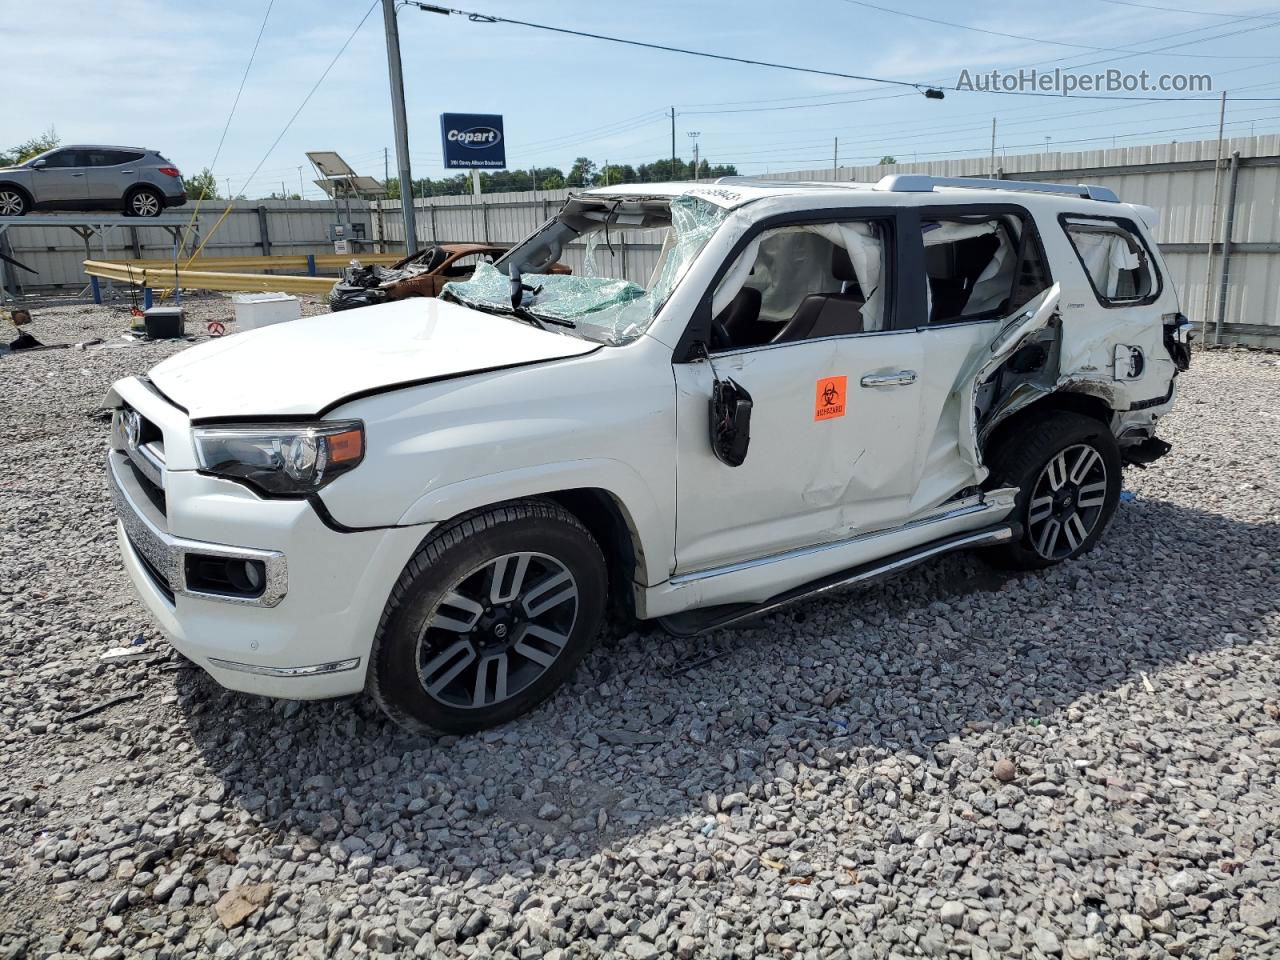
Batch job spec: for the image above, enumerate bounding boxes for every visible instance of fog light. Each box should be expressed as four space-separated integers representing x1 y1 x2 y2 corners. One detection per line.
185 554 268 599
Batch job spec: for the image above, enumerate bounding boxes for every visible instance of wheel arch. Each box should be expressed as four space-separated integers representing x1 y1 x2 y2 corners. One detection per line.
981 387 1115 467
390 458 668 592
391 488 647 627
122 182 164 208
0 181 34 207
542 488 645 617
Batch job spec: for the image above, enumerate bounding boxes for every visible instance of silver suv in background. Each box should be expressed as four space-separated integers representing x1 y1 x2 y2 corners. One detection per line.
0 145 186 218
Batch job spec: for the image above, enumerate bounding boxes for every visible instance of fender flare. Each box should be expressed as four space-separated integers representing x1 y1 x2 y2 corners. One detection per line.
394 458 669 587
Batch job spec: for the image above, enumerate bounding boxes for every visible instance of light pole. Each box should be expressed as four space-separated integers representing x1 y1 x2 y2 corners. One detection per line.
687 131 701 181
382 0 418 254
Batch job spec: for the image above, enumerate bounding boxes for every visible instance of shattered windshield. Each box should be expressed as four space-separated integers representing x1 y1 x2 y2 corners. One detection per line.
442 194 728 345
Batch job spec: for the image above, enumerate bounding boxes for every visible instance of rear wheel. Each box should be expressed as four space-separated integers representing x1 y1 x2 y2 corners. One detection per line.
0 187 30 217
983 411 1122 570
125 187 163 217
369 500 607 734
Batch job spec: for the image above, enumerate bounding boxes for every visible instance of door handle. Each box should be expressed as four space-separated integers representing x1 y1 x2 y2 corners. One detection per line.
860 370 917 388
70 172 85 177
120 170 135 174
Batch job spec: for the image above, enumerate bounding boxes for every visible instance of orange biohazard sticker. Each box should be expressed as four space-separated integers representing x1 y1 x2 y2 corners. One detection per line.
814 376 847 421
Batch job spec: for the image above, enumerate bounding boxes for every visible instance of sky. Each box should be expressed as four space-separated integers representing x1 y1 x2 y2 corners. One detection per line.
4 0 1280 199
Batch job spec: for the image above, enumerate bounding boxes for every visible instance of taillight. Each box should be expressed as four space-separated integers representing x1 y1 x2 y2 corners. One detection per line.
158 167 181 178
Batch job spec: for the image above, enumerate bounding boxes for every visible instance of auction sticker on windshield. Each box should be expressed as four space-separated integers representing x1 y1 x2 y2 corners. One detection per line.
814 376 847 421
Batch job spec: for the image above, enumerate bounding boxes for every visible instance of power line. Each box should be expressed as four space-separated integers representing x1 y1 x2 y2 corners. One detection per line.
406 4 948 94
836 0 1280 58
678 16 1280 117
1052 17 1280 73
1095 0 1280 17
177 0 275 251
711 106 1272 161
407 3 1280 105
717 115 1280 167
234 0 380 197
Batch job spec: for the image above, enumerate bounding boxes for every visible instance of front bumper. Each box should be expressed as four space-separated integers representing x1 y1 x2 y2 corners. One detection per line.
106 392 430 699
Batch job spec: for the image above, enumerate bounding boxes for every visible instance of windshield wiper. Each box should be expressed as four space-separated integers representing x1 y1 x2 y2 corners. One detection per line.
513 305 576 329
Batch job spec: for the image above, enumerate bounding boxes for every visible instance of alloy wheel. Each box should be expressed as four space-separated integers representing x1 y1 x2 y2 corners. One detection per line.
131 192 160 216
1027 443 1109 560
415 551 579 709
0 190 25 216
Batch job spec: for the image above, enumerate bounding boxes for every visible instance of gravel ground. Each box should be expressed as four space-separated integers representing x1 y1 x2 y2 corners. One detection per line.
1 299 1278 960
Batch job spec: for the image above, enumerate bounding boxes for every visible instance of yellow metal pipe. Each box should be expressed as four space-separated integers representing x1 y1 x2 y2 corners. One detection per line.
83 260 336 295
116 254 403 271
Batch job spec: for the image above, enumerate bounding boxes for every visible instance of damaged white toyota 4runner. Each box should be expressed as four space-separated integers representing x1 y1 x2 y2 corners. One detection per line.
106 175 1192 733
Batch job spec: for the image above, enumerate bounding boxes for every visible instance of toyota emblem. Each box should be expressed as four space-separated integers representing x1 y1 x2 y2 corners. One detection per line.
122 409 142 449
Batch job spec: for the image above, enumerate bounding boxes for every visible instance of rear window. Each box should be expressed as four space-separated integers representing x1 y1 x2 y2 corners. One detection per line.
1062 216 1158 304
83 149 144 167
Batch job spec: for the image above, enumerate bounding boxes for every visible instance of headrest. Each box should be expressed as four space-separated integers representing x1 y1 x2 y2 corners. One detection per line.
831 244 857 282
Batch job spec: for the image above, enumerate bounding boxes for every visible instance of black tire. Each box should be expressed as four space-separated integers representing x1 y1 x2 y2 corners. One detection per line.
369 500 608 735
983 411 1122 570
124 187 164 218
0 186 30 217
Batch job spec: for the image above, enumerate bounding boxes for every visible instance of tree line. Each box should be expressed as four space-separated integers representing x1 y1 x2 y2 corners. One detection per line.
383 156 740 199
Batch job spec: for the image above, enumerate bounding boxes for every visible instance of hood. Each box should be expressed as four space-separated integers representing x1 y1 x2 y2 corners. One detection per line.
147 297 599 421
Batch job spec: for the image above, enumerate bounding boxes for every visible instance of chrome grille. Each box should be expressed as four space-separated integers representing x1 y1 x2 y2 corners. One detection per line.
117 405 166 511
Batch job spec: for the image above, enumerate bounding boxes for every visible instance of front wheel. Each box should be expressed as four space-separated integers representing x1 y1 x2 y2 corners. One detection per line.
369 500 607 735
983 411 1122 570
125 187 164 217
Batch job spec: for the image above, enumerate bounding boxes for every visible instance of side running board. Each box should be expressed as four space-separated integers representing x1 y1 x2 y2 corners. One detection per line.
656 523 1017 639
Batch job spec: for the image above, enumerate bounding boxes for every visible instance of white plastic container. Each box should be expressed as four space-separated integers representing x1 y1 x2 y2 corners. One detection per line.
232 293 301 331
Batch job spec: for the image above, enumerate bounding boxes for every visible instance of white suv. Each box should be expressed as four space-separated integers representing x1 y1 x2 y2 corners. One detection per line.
106 175 1192 733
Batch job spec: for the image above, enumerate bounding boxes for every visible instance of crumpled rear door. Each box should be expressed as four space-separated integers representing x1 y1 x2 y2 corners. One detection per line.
955 283 1061 468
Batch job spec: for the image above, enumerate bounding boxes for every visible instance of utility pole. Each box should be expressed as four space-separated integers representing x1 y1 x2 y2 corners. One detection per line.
382 0 418 254
990 118 997 177
225 178 232 199
297 166 305 198
281 180 287 199
670 106 677 180
1200 89 1228 346
384 147 389 186
833 137 838 179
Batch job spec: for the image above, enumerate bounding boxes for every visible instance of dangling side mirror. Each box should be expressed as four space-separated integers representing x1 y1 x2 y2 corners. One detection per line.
709 375 752 467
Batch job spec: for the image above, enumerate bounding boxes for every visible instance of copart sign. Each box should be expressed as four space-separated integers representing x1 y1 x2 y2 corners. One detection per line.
440 113 506 170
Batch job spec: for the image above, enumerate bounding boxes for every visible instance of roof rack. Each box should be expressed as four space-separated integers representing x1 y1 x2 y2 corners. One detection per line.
713 176 864 189
874 174 1119 203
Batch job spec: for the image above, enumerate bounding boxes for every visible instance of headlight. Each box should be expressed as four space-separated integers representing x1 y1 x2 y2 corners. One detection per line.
192 421 364 496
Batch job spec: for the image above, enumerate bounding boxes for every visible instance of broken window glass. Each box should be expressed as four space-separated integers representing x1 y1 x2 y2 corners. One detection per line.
442 194 728 345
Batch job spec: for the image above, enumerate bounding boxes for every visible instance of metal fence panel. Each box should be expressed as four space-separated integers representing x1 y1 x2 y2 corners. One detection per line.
9 135 1280 345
